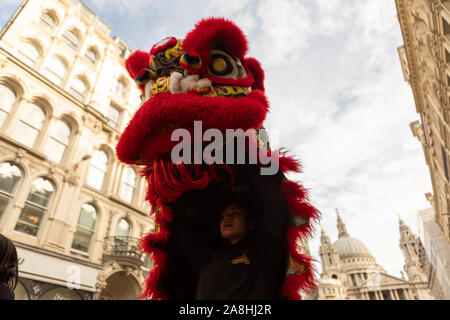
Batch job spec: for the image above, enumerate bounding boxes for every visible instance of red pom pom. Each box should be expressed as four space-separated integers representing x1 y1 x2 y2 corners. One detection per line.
245 57 265 92
125 50 150 91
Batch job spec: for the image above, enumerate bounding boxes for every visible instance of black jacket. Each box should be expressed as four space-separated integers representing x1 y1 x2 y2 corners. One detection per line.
0 282 15 300
170 165 289 300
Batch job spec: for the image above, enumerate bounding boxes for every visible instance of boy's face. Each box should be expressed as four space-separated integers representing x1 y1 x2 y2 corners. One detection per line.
219 202 251 244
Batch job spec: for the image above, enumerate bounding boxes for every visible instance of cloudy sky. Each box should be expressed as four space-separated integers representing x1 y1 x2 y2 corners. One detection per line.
0 0 432 278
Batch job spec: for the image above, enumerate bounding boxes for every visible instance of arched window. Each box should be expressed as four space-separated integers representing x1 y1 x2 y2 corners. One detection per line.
43 119 71 163
71 203 97 252
11 102 46 148
62 29 80 50
87 150 108 190
115 218 130 237
39 12 56 30
120 167 136 203
69 77 88 101
17 41 41 67
15 177 54 236
0 84 16 129
42 57 67 85
0 162 22 219
84 48 97 65
106 104 121 129
115 79 126 98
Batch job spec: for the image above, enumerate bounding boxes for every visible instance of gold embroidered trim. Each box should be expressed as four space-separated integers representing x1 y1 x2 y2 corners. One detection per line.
231 249 250 265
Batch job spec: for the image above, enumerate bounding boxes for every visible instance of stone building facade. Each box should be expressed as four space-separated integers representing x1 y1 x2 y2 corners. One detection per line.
317 210 434 300
0 0 154 300
417 208 450 299
395 0 450 299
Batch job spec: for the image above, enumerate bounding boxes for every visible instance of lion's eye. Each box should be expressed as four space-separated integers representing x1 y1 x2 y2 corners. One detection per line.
211 57 227 74
208 48 247 79
209 53 233 76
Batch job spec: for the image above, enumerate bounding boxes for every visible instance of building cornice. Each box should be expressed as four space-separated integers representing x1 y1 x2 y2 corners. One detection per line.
396 0 426 114
13 239 102 270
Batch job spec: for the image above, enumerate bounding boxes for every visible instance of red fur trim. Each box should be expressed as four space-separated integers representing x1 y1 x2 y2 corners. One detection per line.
141 248 169 299
244 57 265 92
287 199 320 222
155 199 174 224
182 17 248 76
282 227 318 298
116 90 269 164
281 269 317 299
280 180 320 239
281 275 303 300
140 230 170 252
280 180 308 202
125 50 150 92
204 72 255 87
278 150 302 174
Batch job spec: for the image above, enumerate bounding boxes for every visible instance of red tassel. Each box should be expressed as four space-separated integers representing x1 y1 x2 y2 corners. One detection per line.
141 248 169 299
282 227 318 298
151 159 211 203
278 149 302 174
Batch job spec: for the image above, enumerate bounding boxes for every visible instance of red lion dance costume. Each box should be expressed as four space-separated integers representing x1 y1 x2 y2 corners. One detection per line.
116 18 320 300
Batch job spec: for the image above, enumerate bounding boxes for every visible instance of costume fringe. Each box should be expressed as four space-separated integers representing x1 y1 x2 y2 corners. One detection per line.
138 152 319 300
278 149 303 174
281 227 318 299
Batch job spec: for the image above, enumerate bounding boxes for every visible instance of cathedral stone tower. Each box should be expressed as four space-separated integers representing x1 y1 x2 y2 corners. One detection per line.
319 224 342 278
398 214 426 283
318 224 348 300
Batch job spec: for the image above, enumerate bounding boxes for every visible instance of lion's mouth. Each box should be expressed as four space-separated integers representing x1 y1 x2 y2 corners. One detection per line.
142 72 250 101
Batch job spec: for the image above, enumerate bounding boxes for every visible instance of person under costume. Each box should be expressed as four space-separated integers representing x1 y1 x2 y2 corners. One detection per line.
170 165 289 300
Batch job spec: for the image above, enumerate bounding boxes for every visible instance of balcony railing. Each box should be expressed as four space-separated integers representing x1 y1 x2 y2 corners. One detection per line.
103 236 143 265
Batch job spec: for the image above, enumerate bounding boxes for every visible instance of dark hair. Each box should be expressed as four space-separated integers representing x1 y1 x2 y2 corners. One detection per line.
218 190 259 223
0 234 19 289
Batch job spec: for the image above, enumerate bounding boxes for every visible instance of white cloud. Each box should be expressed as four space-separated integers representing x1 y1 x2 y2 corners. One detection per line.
204 0 252 17
252 0 313 67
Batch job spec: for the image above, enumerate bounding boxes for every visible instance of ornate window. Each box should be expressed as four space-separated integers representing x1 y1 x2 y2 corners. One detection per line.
443 16 450 36
69 77 88 101
120 167 136 203
0 162 22 220
87 150 108 190
15 177 54 236
39 12 56 30
43 119 71 163
11 102 46 148
0 84 16 129
71 203 97 252
115 79 126 98
42 57 67 85
84 48 97 65
62 29 80 50
17 41 41 67
106 104 121 129
115 218 130 237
